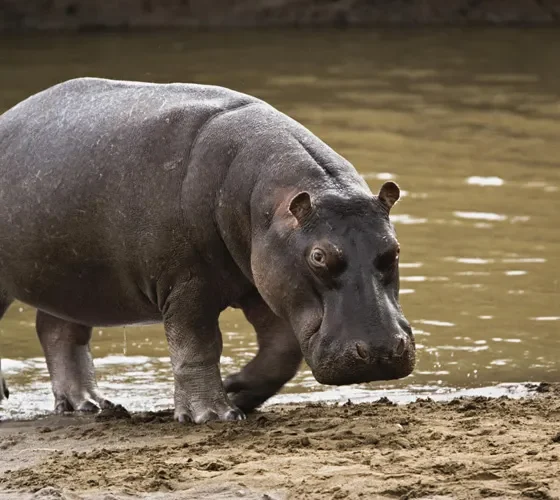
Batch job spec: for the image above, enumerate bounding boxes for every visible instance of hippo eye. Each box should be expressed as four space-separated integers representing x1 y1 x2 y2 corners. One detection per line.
376 245 400 273
310 248 327 267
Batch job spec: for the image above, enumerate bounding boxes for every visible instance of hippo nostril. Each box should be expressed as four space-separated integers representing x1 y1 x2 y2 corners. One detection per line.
395 338 406 357
355 341 368 361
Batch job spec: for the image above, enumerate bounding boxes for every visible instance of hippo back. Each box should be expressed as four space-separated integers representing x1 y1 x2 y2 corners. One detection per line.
0 78 262 324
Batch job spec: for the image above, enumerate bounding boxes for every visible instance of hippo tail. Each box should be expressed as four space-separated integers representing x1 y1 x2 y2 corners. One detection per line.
0 372 8 400
0 290 13 401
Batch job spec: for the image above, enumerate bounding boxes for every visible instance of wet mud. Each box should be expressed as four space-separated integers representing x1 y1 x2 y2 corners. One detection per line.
0 383 559 500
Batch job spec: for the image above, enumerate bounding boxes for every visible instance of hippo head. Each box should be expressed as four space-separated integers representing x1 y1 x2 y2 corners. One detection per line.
251 181 415 385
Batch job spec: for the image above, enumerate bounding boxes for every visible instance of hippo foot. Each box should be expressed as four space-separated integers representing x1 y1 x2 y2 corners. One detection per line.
169 359 246 424
224 373 280 413
54 393 115 414
174 403 246 424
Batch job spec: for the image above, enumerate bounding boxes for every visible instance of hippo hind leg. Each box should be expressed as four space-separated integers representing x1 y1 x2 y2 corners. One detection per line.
0 290 14 401
36 310 114 413
224 293 302 412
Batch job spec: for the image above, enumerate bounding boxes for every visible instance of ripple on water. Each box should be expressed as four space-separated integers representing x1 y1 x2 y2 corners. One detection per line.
466 176 505 186
390 214 428 224
523 181 559 192
489 359 512 366
436 345 489 352
501 257 546 263
448 257 494 264
447 256 547 266
416 320 455 327
401 276 449 282
400 262 423 268
454 211 507 221
361 172 395 180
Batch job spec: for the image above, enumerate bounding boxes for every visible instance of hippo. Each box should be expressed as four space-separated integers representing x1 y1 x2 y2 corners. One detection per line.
0 78 415 423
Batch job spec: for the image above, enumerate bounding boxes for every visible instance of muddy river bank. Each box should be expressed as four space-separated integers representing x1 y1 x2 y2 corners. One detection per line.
1 383 559 499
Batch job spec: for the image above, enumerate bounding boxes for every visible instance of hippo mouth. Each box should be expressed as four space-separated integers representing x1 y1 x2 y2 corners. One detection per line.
303 317 323 354
305 323 416 386
310 346 416 386
295 289 324 357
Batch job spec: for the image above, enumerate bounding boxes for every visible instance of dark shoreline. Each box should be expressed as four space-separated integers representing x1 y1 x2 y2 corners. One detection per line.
2 0 560 33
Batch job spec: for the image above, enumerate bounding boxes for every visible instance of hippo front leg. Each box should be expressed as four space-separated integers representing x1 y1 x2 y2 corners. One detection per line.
224 293 302 412
36 311 114 413
164 287 245 424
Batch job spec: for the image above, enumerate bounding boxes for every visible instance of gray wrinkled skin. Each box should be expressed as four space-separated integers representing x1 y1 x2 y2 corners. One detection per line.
0 78 415 423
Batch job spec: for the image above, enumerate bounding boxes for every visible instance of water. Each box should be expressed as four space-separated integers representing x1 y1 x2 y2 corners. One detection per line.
0 28 558 418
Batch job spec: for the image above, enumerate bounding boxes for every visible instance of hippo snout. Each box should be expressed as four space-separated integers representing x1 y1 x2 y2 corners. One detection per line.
352 319 414 361
310 326 416 386
354 335 406 362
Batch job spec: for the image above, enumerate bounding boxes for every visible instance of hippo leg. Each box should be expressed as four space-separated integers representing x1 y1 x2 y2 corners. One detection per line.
224 293 302 412
164 288 245 424
0 291 14 402
36 310 114 413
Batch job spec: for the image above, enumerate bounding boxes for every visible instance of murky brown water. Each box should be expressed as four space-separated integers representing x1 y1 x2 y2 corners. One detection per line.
1 28 558 417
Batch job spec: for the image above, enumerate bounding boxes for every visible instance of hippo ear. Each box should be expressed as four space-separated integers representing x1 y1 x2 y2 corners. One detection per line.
378 181 400 211
289 191 313 224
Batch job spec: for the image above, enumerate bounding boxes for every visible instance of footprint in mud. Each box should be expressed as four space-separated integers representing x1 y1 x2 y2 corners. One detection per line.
0 435 24 450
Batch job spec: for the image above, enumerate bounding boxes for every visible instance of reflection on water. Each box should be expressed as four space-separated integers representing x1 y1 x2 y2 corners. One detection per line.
0 28 559 418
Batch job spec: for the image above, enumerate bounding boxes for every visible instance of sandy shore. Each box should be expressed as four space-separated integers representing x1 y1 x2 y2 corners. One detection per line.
0 383 559 500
